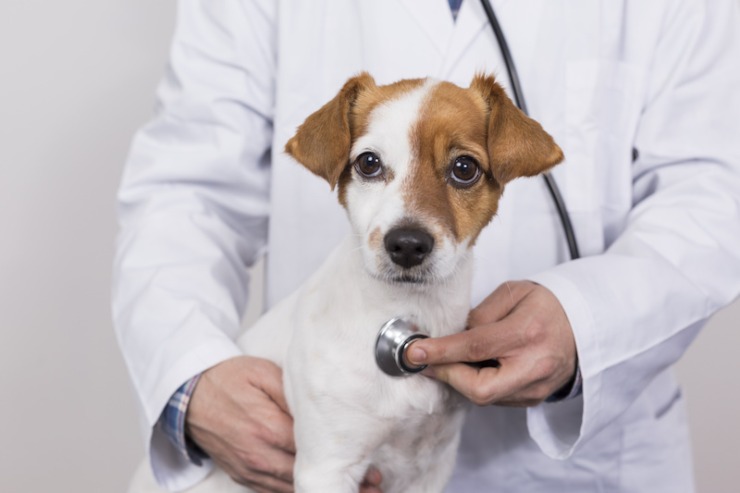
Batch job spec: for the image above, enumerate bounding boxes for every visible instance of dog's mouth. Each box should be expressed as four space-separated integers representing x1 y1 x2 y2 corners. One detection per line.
372 271 430 286
391 274 426 284
362 227 461 286
372 262 435 285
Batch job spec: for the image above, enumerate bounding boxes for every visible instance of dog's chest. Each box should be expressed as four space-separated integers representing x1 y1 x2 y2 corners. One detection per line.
291 311 463 418
287 262 469 419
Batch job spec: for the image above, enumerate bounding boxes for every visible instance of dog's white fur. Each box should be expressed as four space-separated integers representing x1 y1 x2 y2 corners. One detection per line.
245 80 471 492
129 74 562 493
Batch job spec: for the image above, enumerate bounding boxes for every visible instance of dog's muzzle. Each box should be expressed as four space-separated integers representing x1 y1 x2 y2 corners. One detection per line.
384 227 434 269
375 317 429 377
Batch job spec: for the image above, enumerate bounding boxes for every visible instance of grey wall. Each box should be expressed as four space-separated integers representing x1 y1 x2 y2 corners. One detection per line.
0 1 737 492
0 1 174 491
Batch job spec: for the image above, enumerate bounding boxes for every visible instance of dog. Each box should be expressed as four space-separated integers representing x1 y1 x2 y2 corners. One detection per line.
130 73 562 493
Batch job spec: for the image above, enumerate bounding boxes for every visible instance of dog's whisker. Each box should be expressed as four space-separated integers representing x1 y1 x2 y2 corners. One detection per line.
504 280 515 311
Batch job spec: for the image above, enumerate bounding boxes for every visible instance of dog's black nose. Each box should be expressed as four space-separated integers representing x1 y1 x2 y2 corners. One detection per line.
384 227 434 268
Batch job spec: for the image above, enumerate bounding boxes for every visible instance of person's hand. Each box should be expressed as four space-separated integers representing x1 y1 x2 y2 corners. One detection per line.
186 356 296 492
405 281 577 407
186 355 384 493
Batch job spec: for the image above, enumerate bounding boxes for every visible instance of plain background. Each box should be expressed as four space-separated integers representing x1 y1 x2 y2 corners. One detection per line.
1 1 738 492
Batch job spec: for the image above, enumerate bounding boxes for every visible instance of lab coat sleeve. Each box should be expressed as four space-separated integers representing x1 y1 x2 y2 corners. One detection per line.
526 0 740 458
112 0 277 490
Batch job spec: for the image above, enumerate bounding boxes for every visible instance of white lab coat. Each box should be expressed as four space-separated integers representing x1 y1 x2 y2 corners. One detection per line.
113 0 740 491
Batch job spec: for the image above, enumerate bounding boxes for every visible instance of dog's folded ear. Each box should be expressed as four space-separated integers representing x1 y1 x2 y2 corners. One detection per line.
285 73 376 189
470 74 563 184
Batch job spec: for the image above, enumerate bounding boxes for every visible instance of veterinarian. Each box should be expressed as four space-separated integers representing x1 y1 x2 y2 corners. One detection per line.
114 0 740 491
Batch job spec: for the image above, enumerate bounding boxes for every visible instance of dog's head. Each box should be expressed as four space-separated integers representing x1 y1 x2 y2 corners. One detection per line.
286 73 563 284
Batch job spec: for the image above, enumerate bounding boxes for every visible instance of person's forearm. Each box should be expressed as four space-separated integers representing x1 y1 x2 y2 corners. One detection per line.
113 1 278 489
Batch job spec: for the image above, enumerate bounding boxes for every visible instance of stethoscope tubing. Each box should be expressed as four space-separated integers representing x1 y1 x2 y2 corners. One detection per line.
375 2 583 378
480 0 581 260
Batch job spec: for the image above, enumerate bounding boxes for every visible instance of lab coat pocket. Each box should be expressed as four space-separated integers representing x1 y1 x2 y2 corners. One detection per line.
563 60 644 213
620 389 694 492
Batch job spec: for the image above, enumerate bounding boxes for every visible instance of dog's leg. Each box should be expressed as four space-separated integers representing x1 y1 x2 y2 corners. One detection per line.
293 457 372 493
288 396 386 493
292 419 379 493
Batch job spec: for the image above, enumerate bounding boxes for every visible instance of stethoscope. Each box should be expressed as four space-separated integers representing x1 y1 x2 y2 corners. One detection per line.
375 0 581 377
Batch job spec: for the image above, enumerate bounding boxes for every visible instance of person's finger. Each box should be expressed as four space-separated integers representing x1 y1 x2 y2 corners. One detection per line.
429 363 497 405
360 470 383 493
231 467 295 493
406 316 523 367
241 474 294 493
468 281 530 326
363 467 382 486
404 326 493 366
250 447 296 483
252 403 296 454
250 359 292 415
430 360 529 406
244 360 298 454
222 444 295 492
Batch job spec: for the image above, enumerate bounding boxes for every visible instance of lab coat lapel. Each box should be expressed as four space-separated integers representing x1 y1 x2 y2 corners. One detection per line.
442 0 543 102
398 0 455 56
440 0 490 76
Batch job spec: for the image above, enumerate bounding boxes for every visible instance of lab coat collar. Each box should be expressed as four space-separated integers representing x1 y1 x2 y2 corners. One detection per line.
400 0 514 79
440 0 491 76
399 0 455 54
443 0 541 102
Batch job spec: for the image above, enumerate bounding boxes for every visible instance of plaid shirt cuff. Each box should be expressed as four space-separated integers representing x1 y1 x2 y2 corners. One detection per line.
161 374 209 465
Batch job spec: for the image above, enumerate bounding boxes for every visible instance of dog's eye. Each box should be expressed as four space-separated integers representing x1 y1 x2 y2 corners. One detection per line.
355 152 384 178
449 156 481 187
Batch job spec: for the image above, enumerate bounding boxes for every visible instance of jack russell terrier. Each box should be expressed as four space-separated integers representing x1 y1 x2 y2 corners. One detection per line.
132 73 563 493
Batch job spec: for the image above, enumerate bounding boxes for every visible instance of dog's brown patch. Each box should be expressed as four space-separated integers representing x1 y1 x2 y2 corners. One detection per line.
286 73 425 207
287 73 562 243
405 81 502 244
368 227 383 251
470 74 563 183
285 73 374 189
403 77 563 244
349 78 427 140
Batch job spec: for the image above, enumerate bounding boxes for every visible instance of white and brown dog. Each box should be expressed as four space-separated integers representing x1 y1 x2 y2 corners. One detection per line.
133 73 562 493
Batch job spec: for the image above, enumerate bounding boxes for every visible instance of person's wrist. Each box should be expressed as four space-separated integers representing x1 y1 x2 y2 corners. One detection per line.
161 373 210 465
545 359 582 403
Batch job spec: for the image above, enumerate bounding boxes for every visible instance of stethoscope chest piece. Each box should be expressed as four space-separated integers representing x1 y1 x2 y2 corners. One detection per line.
375 317 429 377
